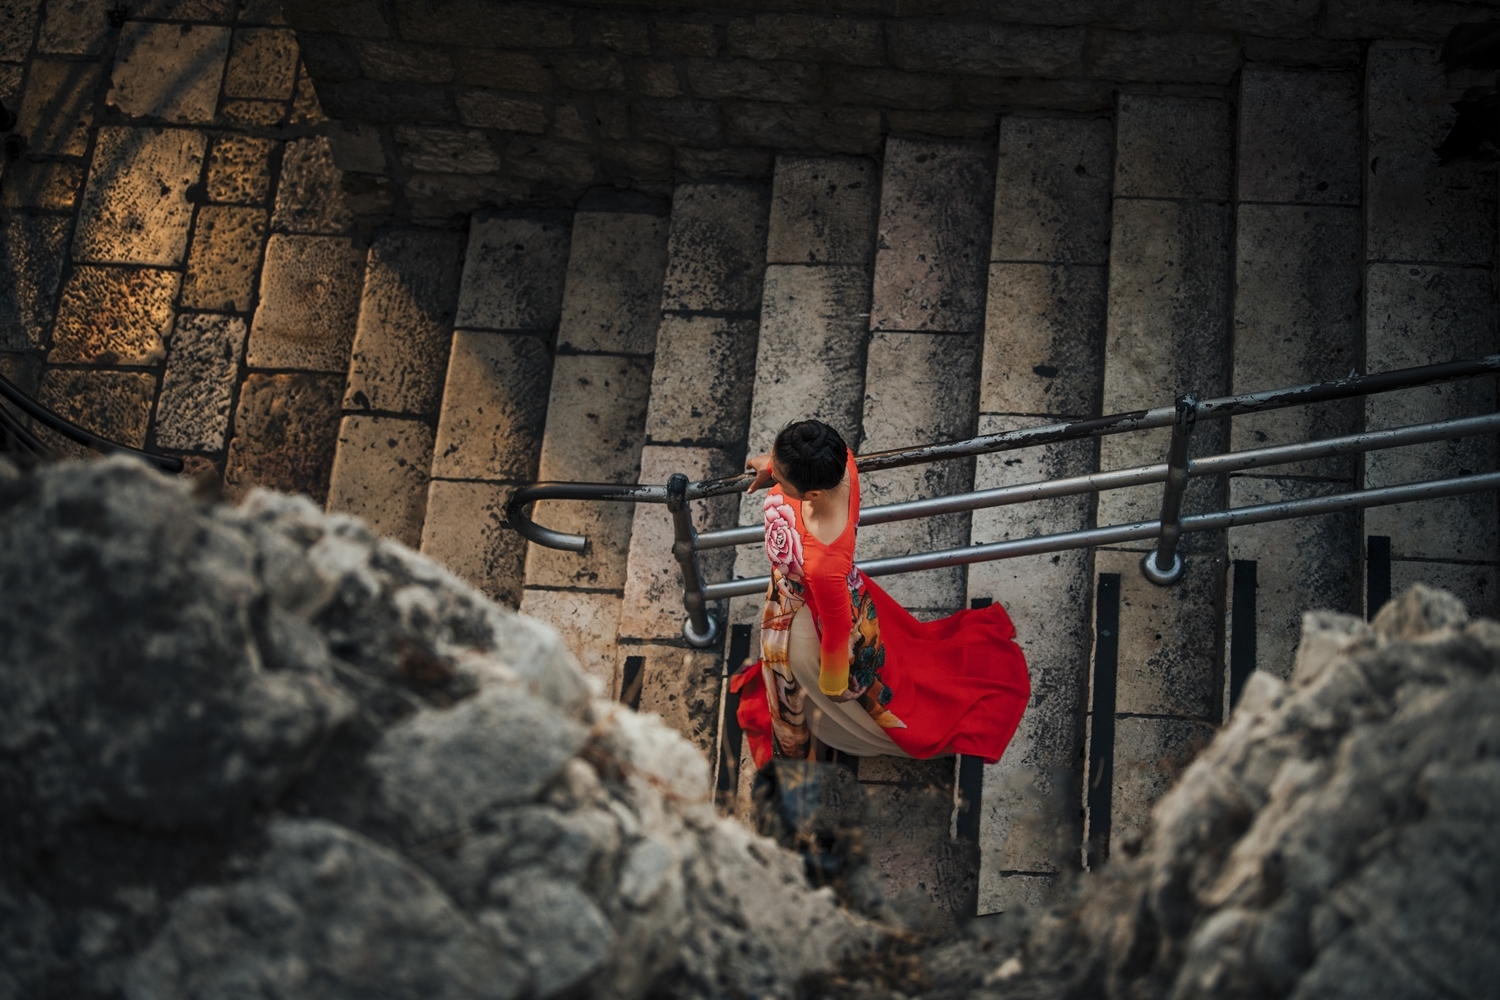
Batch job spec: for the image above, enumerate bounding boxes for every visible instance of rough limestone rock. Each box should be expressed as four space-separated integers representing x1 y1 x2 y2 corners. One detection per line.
0 458 875 999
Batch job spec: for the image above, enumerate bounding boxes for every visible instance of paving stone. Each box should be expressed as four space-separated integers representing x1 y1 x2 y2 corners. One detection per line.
1230 204 1362 477
237 0 288 25
857 330 982 612
1096 547 1222 718
35 369 157 458
272 137 355 234
518 590 622 694
1227 476 1360 680
223 27 298 100
1364 263 1498 563
1389 560 1499 622
0 214 68 351
224 372 343 504
290 67 327 127
246 234 364 373
16 59 101 157
218 99 287 127
0 159 83 211
108 22 231 123
643 315 757 446
419 479 527 607
0 0 38 60
0 62 19 104
858 756 950 785
454 213 571 331
430 331 551 481
766 155 879 266
524 353 653 591
1366 43 1497 265
870 138 993 335
1238 67 1361 206
131 0 237 19
73 127 206 266
1091 30 1243 85
1113 94 1233 202
154 313 248 452
979 873 1056 916
326 415 435 547
1109 716 1215 853
48 265 179 365
887 20 1085 77
35 0 108 57
344 229 465 417
991 117 1113 266
0 351 41 438
619 445 740 641
726 13 884 66
659 183 770 313
862 780 977 917
206 135 276 205
622 641 725 758
181 206 269 313
556 212 669 355
981 264 1106 417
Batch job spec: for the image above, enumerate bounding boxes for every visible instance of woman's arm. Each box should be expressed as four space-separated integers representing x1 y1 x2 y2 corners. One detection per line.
745 453 774 492
803 547 854 698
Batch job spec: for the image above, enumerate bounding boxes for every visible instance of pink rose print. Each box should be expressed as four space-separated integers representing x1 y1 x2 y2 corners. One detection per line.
846 564 861 592
763 493 804 582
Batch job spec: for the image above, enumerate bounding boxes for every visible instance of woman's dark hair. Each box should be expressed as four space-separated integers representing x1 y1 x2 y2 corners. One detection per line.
772 420 848 493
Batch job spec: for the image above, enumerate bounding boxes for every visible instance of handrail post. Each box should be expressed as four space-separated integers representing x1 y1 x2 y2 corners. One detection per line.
1142 392 1197 586
667 472 719 648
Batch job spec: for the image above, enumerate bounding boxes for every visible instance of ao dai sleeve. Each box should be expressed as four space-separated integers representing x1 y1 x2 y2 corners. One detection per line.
803 540 854 697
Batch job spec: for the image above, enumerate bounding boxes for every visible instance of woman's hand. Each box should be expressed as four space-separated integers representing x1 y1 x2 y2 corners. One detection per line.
745 453 774 492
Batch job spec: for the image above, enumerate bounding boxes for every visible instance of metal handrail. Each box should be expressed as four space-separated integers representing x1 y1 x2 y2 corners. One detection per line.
0 371 185 473
504 355 1500 646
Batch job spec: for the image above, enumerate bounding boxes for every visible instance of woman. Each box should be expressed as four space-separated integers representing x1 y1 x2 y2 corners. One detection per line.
731 419 1031 766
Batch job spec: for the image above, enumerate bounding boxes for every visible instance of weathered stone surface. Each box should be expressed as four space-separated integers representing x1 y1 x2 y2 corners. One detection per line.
73 127 206 266
456 50 552 90
1198 0 1320 33
886 109 996 139
223 27 298 100
108 22 231 123
218 98 287 127
1242 34 1364 67
766 155 878 266
1324 0 1496 41
644 315 758 446
394 0 573 47
0 0 39 60
430 331 551 481
206 135 277 205
395 125 502 174
674 145 773 180
1113 94 1233 202
344 229 465 417
981 264 1106 417
246 235 365 373
155 313 248 452
357 39 454 83
964 76 1114 112
224 372 343 503
1238 67 1361 205
887 21 1085 77
16 58 100 157
727 13 884 66
455 90 546 133
420 479 527 607
0 158 81 211
326 415 435 548
238 0 288 24
272 136 355 234
862 779 977 918
0 214 68 352
1366 43 1497 266
130 0 237 18
659 183 770 313
49 265 179 365
1109 715 1215 852
826 66 956 111
723 102 882 155
181 206 269 313
654 19 717 57
686 58 819 104
632 97 724 147
33 369 154 460
1389 560 1499 620
992 116 1112 266
557 212 669 355
454 213 571 331
35 0 110 56
403 172 530 221
1091 30 1243 85
285 0 391 36
628 641 725 758
518 589 623 693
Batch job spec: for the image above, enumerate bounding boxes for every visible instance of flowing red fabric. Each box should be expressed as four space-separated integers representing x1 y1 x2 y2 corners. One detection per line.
730 661 774 769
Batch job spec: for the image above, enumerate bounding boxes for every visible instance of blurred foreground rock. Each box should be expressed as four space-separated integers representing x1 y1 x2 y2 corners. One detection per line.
0 458 875 999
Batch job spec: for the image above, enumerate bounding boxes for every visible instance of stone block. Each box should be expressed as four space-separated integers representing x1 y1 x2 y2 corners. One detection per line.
968 415 1097 560
155 313 248 452
223 27 298 100
181 206 269 313
246 235 365 373
726 13 884 66
858 756 950 785
394 126 501 175
673 146 774 181
0 214 68 352
238 0 288 25
1242 36 1363 67
36 0 108 56
992 116 1113 266
887 110 996 139
456 91 546 133
1366 44 1497 266
394 1 573 47
505 136 600 187
862 780 977 915
978 872 1056 916
272 137 355 234
825 67 956 112
317 80 454 123
326 415 435 548
0 159 82 211
654 20 717 57
454 213 571 331
0 63 18 104
219 99 287 127
1323 0 1489 42
108 22 231 123
553 52 625 91
355 40 454 83
766 155 878 266
17 59 101 157
130 0 237 18
628 59 682 99
603 141 673 181
1238 68 1361 205
518 590 622 695
871 138 993 335
888 21 1085 77
1109 716 1214 852
206 135 276 205
1230 204 1361 477
1197 0 1320 34
557 212 669 355
1227 476 1360 679
619 445 740 641
659 182 770 313
1114 94 1233 202
224 372 343 504
1091 30 1243 85
981 264 1106 417
626 642 725 758
73 127 206 266
632 98 725 147
403 172 529 222
591 16 650 55
283 0 390 37
1389 560 1499 622
525 353 653 590
326 124 385 175
723 102 882 155
963 76 1114 112
456 50 552 91
344 229 465 417
36 369 156 457
1 0 38 59
297 34 361 82
420 479 526 607
48 266 178 365
644 314 758 445
686 58 819 104
430 331 552 481
976 713 1082 877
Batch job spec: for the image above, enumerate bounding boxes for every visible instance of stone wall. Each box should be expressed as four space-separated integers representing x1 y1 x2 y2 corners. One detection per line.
283 0 1499 223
